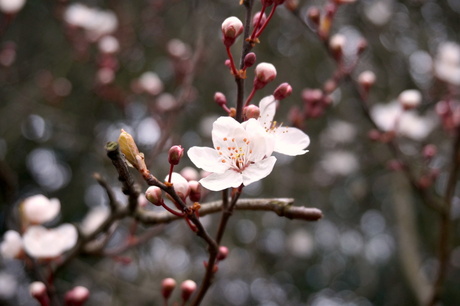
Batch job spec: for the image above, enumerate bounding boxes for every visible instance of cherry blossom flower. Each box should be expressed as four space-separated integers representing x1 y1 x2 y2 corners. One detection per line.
21 194 60 225
0 0 26 14
188 116 276 191
0 230 23 259
371 101 436 140
258 95 310 156
23 224 77 259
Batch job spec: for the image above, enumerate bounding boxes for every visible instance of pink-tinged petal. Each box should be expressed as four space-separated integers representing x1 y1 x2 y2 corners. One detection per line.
187 147 228 173
258 95 277 129
199 170 243 191
244 118 275 159
212 116 246 150
242 156 277 186
274 126 310 156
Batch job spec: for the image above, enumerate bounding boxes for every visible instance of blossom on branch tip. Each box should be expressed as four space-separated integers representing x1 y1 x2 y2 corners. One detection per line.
187 116 276 191
0 230 23 259
254 62 277 88
21 194 60 225
22 224 77 259
258 95 310 156
398 89 422 110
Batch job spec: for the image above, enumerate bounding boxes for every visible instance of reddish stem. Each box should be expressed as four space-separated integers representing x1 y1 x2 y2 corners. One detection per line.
226 46 239 76
244 86 257 107
161 202 185 217
249 2 267 41
254 4 278 38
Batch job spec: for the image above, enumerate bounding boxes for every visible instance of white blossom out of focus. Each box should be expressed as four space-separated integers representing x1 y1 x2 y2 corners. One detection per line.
371 101 436 140
80 207 110 235
21 194 61 224
434 41 460 86
23 224 77 259
165 172 190 200
136 72 164 96
321 151 359 176
0 230 23 259
64 3 118 41
0 0 25 14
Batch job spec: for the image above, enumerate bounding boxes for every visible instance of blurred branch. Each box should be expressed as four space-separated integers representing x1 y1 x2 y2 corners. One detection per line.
427 126 460 306
392 175 431 305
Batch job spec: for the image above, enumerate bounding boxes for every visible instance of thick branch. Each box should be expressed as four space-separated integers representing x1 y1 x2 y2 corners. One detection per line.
135 198 322 225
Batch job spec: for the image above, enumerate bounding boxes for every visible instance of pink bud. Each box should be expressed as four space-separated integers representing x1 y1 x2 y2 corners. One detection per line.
244 104 261 119
64 286 90 306
329 34 346 61
180 166 200 181
243 52 256 68
423 144 437 159
161 278 177 300
217 246 229 261
165 173 190 200
145 186 163 206
222 16 244 47
273 83 293 100
358 71 376 92
254 62 277 89
301 88 323 105
168 145 184 165
188 180 202 202
181 280 197 303
214 92 227 106
307 7 321 26
30 282 50 306
284 0 299 11
398 89 422 110
253 11 267 30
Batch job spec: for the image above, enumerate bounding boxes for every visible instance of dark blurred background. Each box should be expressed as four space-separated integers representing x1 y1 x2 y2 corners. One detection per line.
1 0 460 305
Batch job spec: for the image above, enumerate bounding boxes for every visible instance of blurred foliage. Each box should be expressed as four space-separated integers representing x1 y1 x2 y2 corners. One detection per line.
1 0 460 305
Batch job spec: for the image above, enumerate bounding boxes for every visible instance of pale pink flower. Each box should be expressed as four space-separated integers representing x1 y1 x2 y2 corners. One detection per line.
221 17 243 40
255 62 277 83
0 0 25 14
23 224 77 259
258 95 310 156
22 194 60 225
188 116 276 191
0 230 23 259
398 89 422 110
434 42 460 86
165 172 190 200
80 207 109 235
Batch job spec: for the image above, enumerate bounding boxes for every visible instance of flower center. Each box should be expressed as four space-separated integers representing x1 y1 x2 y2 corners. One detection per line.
216 137 253 172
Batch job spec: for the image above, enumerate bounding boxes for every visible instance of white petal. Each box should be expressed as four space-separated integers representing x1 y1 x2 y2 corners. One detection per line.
274 127 310 156
211 116 245 150
187 147 228 173
244 118 275 159
258 95 277 129
199 170 243 191
242 156 277 186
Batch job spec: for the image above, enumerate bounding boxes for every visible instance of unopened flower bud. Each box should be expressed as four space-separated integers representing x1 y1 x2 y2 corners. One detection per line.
284 0 299 11
307 7 321 26
145 186 163 206
273 82 293 100
398 89 422 110
168 145 184 165
118 129 142 170
244 104 261 119
302 88 323 104
423 144 437 160
253 11 267 30
357 39 368 55
188 180 202 202
254 62 277 89
161 278 177 300
358 71 376 92
222 16 244 47
329 34 346 61
217 246 229 261
30 282 49 306
243 52 256 69
214 92 227 106
165 173 190 200
180 166 199 181
181 280 197 303
65 286 90 306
